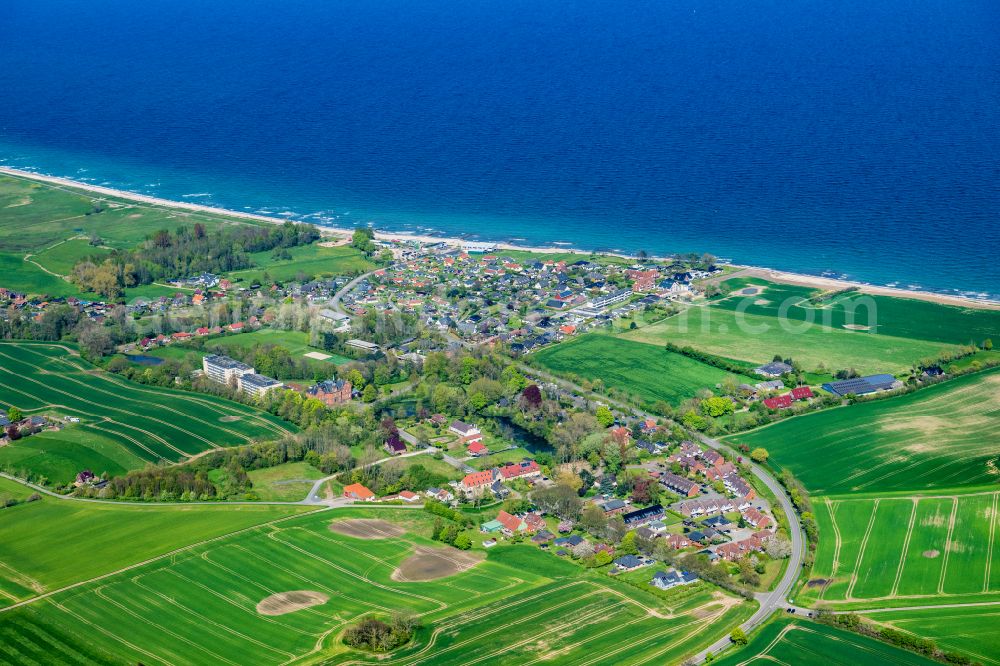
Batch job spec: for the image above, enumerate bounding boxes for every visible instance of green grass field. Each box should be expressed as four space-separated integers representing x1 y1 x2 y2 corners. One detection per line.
0 505 754 665
622 305 956 376
798 491 1000 610
246 462 326 502
0 490 311 608
726 368 1000 494
0 426 147 485
30 238 111 276
0 252 84 298
715 277 1000 346
0 342 295 477
713 616 938 665
533 334 742 405
858 605 1000 666
207 329 351 364
0 173 271 254
228 243 373 283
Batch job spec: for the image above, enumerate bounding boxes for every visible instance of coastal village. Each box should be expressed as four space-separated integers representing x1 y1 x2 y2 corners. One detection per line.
1 183 996 666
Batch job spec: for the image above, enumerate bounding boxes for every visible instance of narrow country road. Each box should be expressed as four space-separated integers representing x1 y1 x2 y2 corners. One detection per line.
302 447 436 504
518 362 807 663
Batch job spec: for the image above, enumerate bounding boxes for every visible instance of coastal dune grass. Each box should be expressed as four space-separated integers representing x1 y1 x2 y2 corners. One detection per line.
725 368 1000 495
0 341 295 478
0 505 754 665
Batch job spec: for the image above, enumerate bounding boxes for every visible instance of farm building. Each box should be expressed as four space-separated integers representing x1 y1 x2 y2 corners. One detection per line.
754 361 793 377
343 483 375 501
822 374 902 396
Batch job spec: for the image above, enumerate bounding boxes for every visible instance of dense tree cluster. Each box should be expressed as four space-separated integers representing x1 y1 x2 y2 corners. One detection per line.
342 614 420 653
70 222 319 297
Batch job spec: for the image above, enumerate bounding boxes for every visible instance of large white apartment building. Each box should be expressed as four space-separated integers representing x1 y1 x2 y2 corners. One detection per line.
238 373 284 399
203 354 254 384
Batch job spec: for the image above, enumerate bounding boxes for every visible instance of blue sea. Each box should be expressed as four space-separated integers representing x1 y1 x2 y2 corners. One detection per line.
1 0 998 299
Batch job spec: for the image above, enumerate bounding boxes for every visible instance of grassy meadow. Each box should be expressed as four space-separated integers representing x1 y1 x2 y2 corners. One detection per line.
228 243 373 283
621 305 955 377
713 616 939 665
715 277 1000 346
533 334 741 405
0 426 146 485
0 342 294 477
0 505 754 665
726 368 1000 495
246 462 325 502
0 172 270 254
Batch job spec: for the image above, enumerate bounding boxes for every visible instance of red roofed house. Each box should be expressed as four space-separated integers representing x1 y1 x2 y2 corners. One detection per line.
343 483 375 501
461 469 496 496
763 394 793 410
467 441 488 457
399 490 420 503
523 513 546 533
791 386 814 400
611 426 631 447
559 324 577 336
498 460 541 481
742 507 772 530
229 321 245 333
666 533 693 550
496 510 525 535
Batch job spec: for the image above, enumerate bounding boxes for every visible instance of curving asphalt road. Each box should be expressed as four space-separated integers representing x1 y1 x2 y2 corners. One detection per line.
518 364 806 663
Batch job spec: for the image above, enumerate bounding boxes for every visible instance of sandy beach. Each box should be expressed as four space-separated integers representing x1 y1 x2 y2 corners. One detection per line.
2 166 996 310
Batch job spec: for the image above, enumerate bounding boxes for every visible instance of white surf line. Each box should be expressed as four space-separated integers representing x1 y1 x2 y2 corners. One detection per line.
937 496 960 595
985 492 998 593
846 499 880 601
890 498 919 598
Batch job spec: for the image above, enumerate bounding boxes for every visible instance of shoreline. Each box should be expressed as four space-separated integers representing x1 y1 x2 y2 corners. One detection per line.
2 166 997 310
